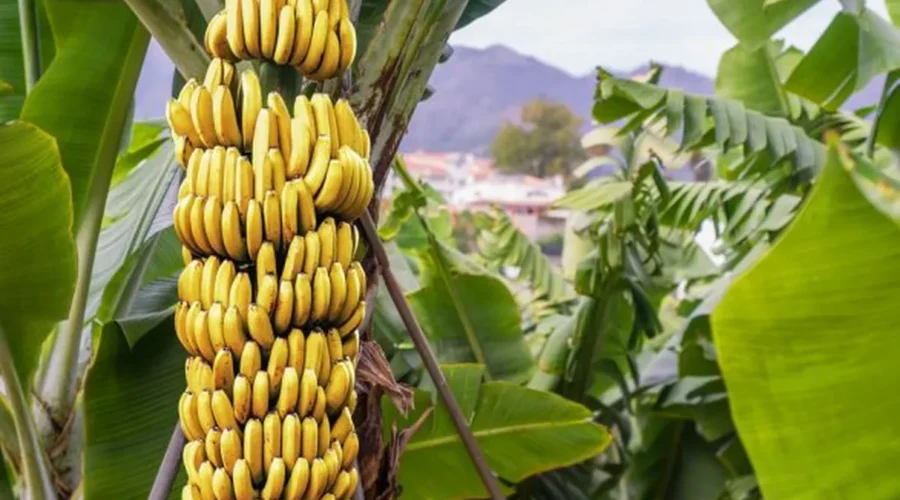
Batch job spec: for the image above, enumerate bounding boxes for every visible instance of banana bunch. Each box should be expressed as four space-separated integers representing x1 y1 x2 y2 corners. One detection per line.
204 0 357 81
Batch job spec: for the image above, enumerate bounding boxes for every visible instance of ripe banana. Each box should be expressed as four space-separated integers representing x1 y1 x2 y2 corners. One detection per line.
294 180 317 234
288 119 311 178
338 301 364 337
214 259 236 306
233 459 255 500
262 457 286 499
222 201 248 261
276 366 300 417
302 229 321 277
268 92 293 163
282 413 301 470
268 337 289 393
213 348 236 393
221 428 243 475
204 196 227 256
229 272 252 326
241 0 262 59
307 30 339 81
259 0 278 59
167 99 202 147
299 11 329 74
293 273 312 327
205 429 223 467
191 85 217 148
233 374 251 424
263 412 282 475
240 340 263 379
213 85 242 147
293 95 317 140
310 267 332 324
335 222 353 270
317 218 336 268
274 279 294 334
281 183 299 244
226 0 247 59
252 370 270 419
224 305 249 356
198 462 215 500
282 236 305 282
273 5 296 64
327 265 346 322
246 199 264 260
325 328 343 364
200 256 220 309
331 407 353 443
298 368 317 417
264 190 283 250
256 241 277 285
285 456 309 499
244 418 265 484
267 148 288 200
248 303 275 349
301 417 318 463
240 70 262 151
338 16 357 72
212 389 239 430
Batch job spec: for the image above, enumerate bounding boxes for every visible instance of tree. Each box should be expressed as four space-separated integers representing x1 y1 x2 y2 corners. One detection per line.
491 98 586 178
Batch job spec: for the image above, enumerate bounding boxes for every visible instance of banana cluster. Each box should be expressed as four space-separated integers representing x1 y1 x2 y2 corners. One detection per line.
205 0 357 80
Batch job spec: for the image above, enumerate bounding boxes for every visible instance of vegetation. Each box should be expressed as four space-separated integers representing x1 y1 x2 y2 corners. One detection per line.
0 0 898 499
491 98 586 178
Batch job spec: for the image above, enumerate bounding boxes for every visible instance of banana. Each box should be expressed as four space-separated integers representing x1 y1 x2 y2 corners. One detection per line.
191 196 215 255
274 279 294 334
179 173 192 199
179 79 200 108
268 92 293 164
260 0 278 59
298 368 317 417
174 197 197 253
205 429 223 468
256 242 277 286
276 367 300 417
327 265 347 322
303 330 325 381
222 202 248 262
201 256 221 309
175 302 196 354
293 273 313 327
302 231 321 277
293 95 317 140
182 483 201 500
302 138 331 198
196 390 217 434
264 190 283 249
244 418 265 484
309 95 332 146
221 428 242 475
325 327 343 363
248 303 275 349
294 180 317 234
318 418 331 459
212 466 234 500
285 457 309 500
185 151 202 195
266 147 287 199
233 374 252 424
273 5 296 64
214 258 236 306
191 86 217 148
234 156 253 216
322 448 338 483
262 457 286 500
301 417 318 463
333 100 358 152
281 183 299 244
332 470 350 499
290 0 315 66
287 119 311 178
206 12 236 62
325 361 351 413
185 302 203 357
287 328 306 372
194 310 217 362
240 340 263 379
179 392 205 440
253 115 275 200
193 359 215 392
268 337 289 393
306 458 327 500
240 69 262 150
331 407 353 443
338 301 364 337
299 11 329 74
246 199 264 261
347 388 357 413
226 0 247 58
281 414 301 471
342 432 358 469
324 95 341 156
360 128 371 159
311 267 332 324
252 371 270 419
198 462 216 500
334 148 360 216
337 16 357 72
167 100 203 147
241 0 262 59
263 412 282 475
307 30 339 81
327 0 341 29
180 259 204 304
204 58 224 89
224 306 249 356
346 468 359 499
232 459 255 500
282 236 306 282
209 146 227 199
212 390 238 430
213 348 235 393
350 262 367 295
174 134 194 168
335 222 354 269
223 148 239 203
312 385 327 427
312 0 329 13
182 439 205 482
229 272 253 327
213 86 242 147
342 330 360 362
317 218 336 267
204 197 227 256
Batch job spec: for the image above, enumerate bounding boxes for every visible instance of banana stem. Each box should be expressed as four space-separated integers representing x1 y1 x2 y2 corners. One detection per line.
0 323 56 499
148 425 185 500
359 211 506 500
17 0 41 91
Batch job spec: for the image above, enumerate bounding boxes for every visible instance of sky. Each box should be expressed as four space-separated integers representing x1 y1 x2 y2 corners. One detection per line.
450 0 892 77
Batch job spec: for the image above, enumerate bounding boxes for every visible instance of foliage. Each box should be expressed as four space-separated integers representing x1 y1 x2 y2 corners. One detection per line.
491 98 587 178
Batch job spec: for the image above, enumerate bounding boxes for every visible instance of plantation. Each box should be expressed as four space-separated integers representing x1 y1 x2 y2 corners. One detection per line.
0 0 899 499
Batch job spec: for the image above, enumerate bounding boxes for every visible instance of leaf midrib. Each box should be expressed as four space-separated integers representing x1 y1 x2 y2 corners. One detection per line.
404 418 592 451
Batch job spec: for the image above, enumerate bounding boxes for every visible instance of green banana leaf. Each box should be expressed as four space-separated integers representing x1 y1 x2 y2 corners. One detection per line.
20 0 149 229
0 121 76 383
0 0 54 120
706 0 822 49
384 364 612 500
711 142 900 499
716 42 790 117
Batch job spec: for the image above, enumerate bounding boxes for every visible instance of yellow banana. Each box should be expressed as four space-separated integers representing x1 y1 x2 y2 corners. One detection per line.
334 148 360 216
325 327 343 363
252 370 270 419
197 462 216 500
182 438 205 482
205 429 223 468
350 262 367 295
294 179 317 234
332 470 350 499
281 414 301 471
342 329 360 362
299 11 329 74
221 428 242 475
205 12 236 62
266 148 287 199
222 60 235 87
309 94 332 146
346 468 359 499
281 183 299 244
212 466 234 500
305 458 327 500
327 0 341 28
240 340 263 379
312 386 327 429
276 366 300 417
290 0 315 66
240 69 262 150
179 79 199 108
312 0 329 13
179 392 205 440
167 99 203 147
204 196 227 256
180 259 203 304
194 310 217 362
273 5 296 64
213 85 242 147
174 134 194 168
196 390 218 434
342 432 358 469
287 328 306 372
308 29 339 81
302 228 321 277
325 94 340 156
201 256 220 309
285 455 309 500
360 128 371 159
223 148 240 204
268 92 293 163
204 58 224 89
185 302 203 357
327 265 346 322
317 218 336 267
282 236 305 282
223 306 249 356
208 146 227 199
185 149 202 195
292 95 317 140
293 273 313 327
333 100 358 152
335 222 353 269
301 417 318 463
232 459 255 500
318 418 331 459
322 448 338 483
174 196 197 253
263 412 282 475
232 374 251 424
337 16 357 72
264 190 283 250
214 257 236 306
256 241 278 286
236 156 253 216
303 330 325 381
260 0 278 59
287 119 311 178
268 337 289 393
175 302 196 354
331 406 353 443
229 272 252 327
226 0 247 59
325 361 351 413
182 483 201 500
213 348 235 394
311 267 332 324
253 116 275 201
248 303 275 349
222 201 248 262
347 388 357 413
338 301 364 337
298 368 317 417
191 85 217 148
241 0 262 59
274 279 294 334
212 390 238 430
262 457 286 500
246 199 264 260
244 418 265 484
190 196 215 255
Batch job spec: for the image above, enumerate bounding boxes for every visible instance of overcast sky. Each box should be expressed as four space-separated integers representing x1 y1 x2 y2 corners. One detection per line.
450 0 891 76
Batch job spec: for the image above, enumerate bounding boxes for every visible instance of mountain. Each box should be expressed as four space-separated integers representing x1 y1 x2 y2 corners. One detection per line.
133 42 881 154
